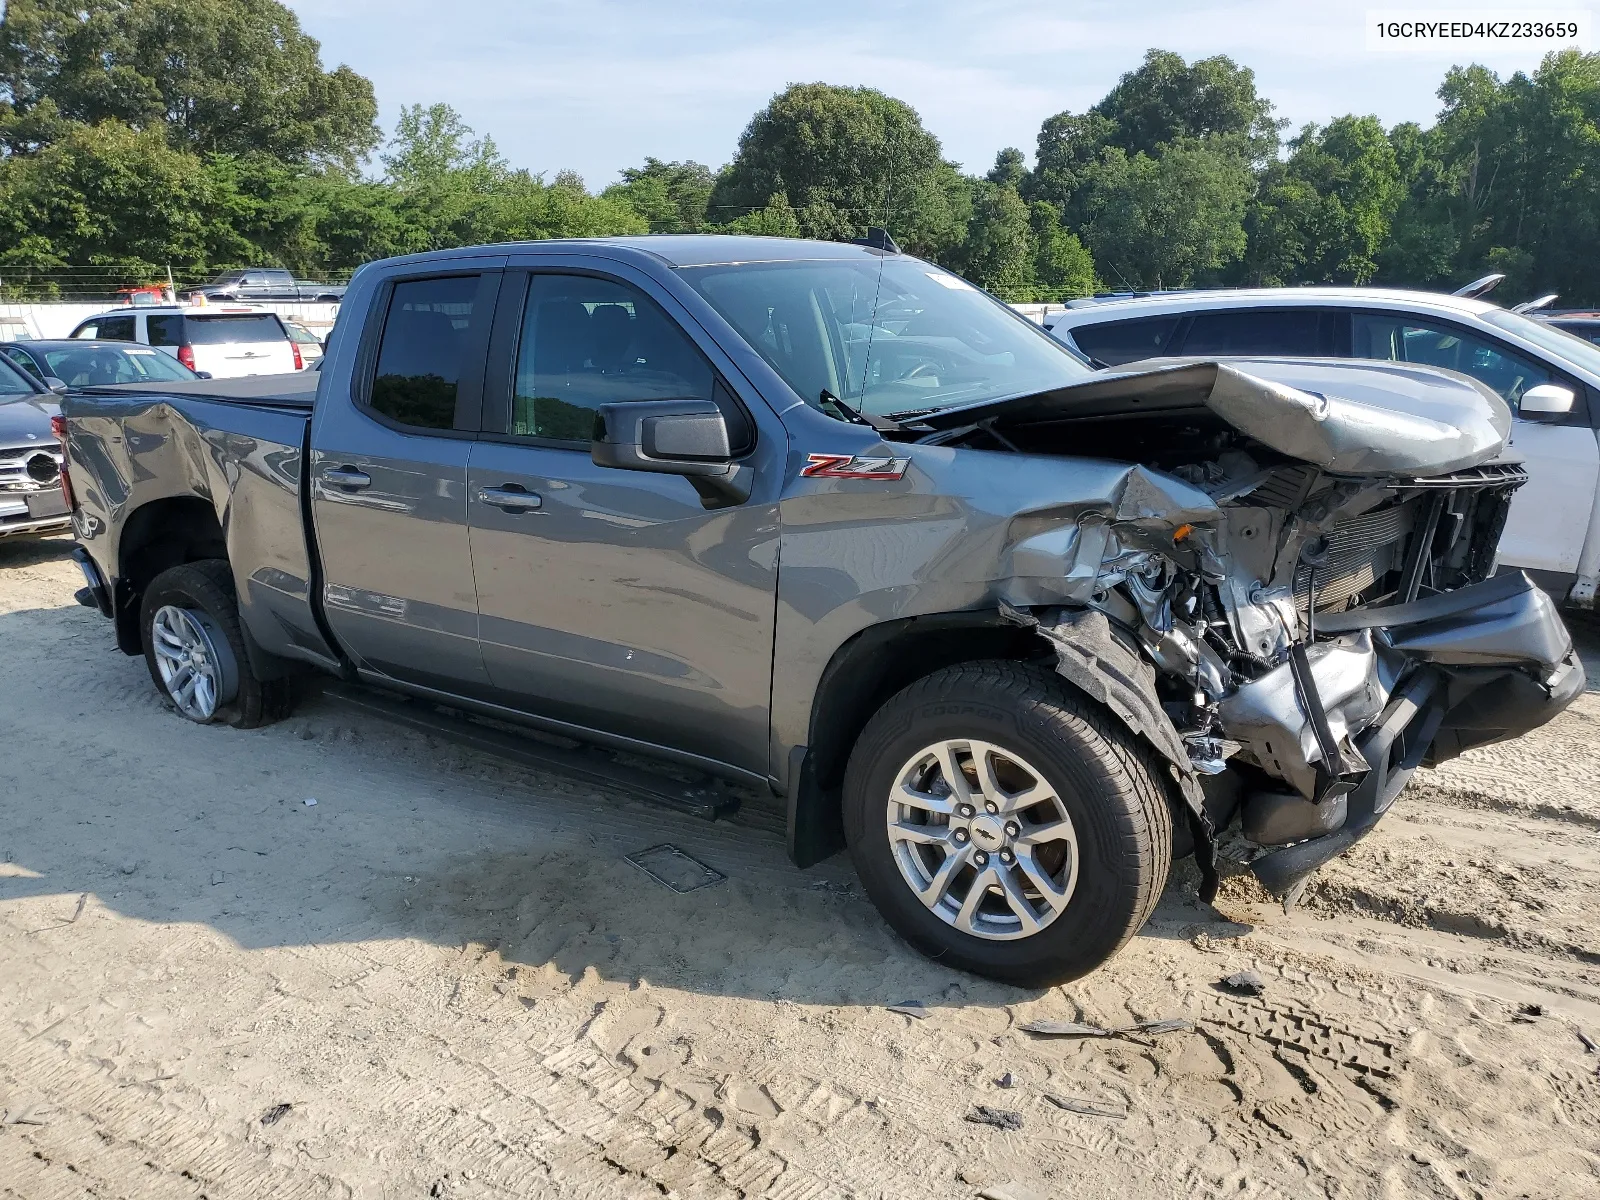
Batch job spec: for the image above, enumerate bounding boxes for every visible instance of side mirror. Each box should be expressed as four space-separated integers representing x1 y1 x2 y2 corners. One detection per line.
1520 383 1576 418
591 399 752 507
196 371 213 379
43 377 68 394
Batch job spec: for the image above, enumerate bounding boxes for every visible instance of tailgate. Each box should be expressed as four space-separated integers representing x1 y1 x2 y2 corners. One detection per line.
183 313 297 377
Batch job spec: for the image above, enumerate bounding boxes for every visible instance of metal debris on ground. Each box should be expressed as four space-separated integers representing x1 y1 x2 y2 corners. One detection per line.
1577 1028 1598 1053
1019 1019 1110 1038
624 843 725 893
1021 1017 1194 1041
966 1105 1023 1131
260 1102 293 1126
1044 1093 1127 1119
303 798 317 806
887 1001 929 1019
996 1071 1015 1088
1222 969 1266 995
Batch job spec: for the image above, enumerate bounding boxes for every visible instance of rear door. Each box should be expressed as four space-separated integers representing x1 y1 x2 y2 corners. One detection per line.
310 266 504 694
1351 311 1598 579
463 261 779 774
182 312 296 376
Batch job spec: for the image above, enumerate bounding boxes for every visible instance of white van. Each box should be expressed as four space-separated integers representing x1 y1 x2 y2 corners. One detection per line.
69 304 300 378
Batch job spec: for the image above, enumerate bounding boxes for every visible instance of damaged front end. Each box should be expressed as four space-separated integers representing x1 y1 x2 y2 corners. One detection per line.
914 359 1585 901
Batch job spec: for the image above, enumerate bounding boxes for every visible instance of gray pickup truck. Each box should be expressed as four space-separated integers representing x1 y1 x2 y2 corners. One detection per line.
59 236 1582 985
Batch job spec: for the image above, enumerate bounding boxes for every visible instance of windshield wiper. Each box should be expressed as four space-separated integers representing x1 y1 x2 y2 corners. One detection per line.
820 389 901 432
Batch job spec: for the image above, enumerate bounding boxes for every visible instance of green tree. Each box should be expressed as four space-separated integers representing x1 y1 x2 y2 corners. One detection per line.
0 0 379 168
710 82 971 258
1029 201 1097 299
960 180 1036 299
1092 49 1281 162
604 158 715 233
1244 115 1401 284
1078 139 1251 289
0 118 250 281
986 146 1027 189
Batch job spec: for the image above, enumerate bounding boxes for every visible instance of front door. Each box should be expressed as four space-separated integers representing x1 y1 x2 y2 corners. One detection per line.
465 268 779 774
309 269 502 693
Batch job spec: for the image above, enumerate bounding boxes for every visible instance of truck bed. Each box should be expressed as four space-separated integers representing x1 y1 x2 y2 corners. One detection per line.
87 371 319 409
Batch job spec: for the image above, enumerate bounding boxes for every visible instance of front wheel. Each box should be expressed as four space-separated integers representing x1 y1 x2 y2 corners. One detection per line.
140 560 291 728
842 660 1173 986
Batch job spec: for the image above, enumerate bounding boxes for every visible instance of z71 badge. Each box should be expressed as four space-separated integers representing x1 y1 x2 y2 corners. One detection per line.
801 453 910 480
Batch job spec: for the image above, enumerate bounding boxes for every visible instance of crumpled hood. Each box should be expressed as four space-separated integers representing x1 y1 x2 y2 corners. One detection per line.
0 394 60 446
915 357 1512 477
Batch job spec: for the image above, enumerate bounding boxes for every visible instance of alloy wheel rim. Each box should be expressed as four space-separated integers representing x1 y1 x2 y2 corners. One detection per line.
151 605 233 721
885 738 1079 941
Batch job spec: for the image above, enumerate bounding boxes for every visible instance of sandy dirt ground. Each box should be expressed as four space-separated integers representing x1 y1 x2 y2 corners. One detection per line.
3 534 1599 1200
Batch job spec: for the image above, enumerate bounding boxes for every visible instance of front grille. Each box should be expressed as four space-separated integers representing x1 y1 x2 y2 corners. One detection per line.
1390 462 1529 490
1294 503 1411 613
0 442 62 492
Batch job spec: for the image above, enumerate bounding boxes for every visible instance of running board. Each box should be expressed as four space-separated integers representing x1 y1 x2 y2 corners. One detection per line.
322 683 740 822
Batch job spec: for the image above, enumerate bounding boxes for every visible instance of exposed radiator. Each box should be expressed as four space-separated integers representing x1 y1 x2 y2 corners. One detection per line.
1294 502 1412 614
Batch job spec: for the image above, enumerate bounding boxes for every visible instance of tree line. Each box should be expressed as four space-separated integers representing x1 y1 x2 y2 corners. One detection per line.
1 0 1597 304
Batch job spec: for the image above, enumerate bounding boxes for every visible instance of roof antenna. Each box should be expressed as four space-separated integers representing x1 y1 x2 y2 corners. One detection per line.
854 227 900 254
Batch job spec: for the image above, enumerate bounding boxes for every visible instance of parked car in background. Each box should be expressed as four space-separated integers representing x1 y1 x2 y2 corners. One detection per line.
68 304 302 377
1541 311 1600 347
1046 288 1600 606
0 354 69 539
1 339 205 389
188 268 346 303
58 236 1580 985
282 319 325 368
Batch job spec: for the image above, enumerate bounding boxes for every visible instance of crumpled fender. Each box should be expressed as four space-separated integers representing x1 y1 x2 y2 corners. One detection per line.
1000 602 1218 901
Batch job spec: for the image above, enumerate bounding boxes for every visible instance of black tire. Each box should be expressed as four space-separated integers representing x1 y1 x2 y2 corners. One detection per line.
842 660 1173 987
139 560 293 729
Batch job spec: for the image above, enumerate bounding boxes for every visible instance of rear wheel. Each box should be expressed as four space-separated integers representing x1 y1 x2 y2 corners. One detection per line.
140 560 291 728
842 660 1172 986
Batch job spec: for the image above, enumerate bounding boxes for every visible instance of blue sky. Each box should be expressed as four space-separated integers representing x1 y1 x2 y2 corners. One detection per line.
292 0 1581 187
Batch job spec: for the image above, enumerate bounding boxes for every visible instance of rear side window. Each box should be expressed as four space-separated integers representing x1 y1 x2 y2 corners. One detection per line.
1179 309 1339 357
96 315 136 342
184 314 286 344
511 274 719 443
0 356 37 394
1068 316 1180 365
369 275 482 431
147 314 183 346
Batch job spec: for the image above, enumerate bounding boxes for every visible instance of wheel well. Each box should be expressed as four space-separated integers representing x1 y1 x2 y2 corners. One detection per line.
787 613 1049 866
111 497 227 654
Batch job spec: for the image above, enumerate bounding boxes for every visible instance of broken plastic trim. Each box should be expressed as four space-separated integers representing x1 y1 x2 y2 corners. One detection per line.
1000 601 1218 901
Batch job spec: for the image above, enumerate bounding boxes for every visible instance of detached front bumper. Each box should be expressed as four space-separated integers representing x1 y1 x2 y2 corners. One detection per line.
1244 570 1583 898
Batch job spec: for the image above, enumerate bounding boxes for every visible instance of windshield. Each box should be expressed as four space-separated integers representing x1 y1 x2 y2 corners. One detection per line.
43 344 199 386
680 257 1091 419
1482 309 1600 379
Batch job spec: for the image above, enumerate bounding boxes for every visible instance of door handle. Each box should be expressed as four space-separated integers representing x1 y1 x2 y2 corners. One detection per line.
477 485 543 512
323 466 372 490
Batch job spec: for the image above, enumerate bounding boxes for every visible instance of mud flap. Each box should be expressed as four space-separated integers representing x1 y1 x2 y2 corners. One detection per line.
1001 602 1218 902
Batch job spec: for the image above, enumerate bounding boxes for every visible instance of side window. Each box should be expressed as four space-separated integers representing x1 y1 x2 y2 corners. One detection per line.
72 322 98 339
368 275 482 431
96 315 137 342
147 315 183 347
511 274 719 443
1068 316 1181 366
1180 308 1335 357
1352 313 1553 410
1 347 39 376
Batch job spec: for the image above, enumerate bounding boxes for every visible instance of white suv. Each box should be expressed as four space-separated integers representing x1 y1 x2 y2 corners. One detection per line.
1048 288 1600 606
69 304 301 378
